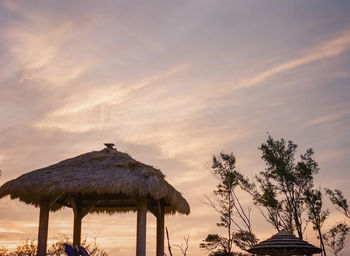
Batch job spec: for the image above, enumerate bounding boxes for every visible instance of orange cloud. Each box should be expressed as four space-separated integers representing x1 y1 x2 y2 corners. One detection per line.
305 108 350 127
236 29 350 89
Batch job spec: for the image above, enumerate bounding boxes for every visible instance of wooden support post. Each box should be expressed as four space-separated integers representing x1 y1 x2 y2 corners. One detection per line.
70 197 98 246
283 248 287 256
70 197 83 246
81 200 99 218
37 198 50 256
136 199 147 256
73 211 82 245
156 201 165 256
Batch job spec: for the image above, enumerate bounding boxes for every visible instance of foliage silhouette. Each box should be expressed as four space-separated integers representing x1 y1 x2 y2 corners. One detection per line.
323 223 350 256
305 189 329 256
0 234 108 256
201 152 257 255
252 135 319 239
325 189 350 218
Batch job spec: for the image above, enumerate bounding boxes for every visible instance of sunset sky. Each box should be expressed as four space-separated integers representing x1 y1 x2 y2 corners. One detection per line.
1 0 350 255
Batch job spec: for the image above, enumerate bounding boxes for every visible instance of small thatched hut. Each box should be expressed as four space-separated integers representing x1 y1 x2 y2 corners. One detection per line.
248 229 322 256
0 143 190 256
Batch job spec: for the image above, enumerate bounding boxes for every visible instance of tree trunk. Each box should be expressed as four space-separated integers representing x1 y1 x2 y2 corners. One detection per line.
318 228 326 256
228 193 232 254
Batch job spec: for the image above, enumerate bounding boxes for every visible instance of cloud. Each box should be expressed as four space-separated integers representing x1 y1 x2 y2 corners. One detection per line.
0 228 23 234
305 108 350 127
235 29 350 89
54 64 188 116
0 2 350 255
4 21 97 87
32 64 189 133
0 154 4 165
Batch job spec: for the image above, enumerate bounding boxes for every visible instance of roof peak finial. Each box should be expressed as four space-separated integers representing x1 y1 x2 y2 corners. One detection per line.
104 143 116 151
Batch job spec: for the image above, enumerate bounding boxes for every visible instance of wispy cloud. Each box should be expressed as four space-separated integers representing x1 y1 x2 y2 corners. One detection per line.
33 64 189 133
1 1 350 255
305 108 350 127
0 228 23 234
55 64 188 115
0 154 4 165
236 30 350 89
2 18 96 87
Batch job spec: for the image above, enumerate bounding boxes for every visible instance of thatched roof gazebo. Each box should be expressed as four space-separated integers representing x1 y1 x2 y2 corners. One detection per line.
248 229 322 256
0 143 190 256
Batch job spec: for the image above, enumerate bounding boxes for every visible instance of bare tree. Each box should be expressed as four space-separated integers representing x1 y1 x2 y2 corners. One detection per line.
165 227 189 256
165 227 173 256
174 235 189 256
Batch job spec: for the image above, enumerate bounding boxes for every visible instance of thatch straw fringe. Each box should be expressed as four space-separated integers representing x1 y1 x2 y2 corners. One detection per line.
248 229 322 255
0 148 190 215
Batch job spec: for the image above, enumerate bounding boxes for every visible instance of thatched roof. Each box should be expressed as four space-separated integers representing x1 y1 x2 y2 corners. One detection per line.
248 229 322 255
0 144 190 215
